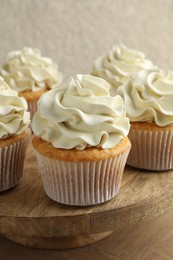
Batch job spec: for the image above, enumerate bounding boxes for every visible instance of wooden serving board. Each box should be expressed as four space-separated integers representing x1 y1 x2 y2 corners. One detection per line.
0 137 173 249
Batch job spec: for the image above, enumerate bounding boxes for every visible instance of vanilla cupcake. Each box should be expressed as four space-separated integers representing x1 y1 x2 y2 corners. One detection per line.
0 77 30 191
32 75 131 206
117 69 173 171
0 47 63 118
92 44 156 95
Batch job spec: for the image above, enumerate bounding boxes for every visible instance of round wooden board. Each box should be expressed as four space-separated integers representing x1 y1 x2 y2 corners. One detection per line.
0 137 173 249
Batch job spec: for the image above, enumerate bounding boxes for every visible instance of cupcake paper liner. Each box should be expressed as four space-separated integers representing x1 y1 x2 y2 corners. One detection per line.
0 132 30 192
127 128 173 171
34 149 130 206
27 99 38 119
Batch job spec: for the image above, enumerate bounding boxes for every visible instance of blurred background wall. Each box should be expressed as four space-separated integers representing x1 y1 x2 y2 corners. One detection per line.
0 0 173 82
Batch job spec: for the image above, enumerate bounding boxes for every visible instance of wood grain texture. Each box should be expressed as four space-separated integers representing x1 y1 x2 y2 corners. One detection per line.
0 137 173 249
1 210 173 259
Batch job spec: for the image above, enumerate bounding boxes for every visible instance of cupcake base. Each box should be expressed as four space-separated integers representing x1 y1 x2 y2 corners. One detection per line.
0 129 31 192
19 89 48 119
127 122 173 171
33 137 131 206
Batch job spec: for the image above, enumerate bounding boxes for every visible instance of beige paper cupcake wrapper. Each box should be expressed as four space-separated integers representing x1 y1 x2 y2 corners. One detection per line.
27 99 38 120
34 149 130 206
0 134 30 192
127 128 173 171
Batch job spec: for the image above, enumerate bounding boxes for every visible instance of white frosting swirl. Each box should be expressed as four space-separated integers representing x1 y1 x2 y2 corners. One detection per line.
0 77 30 139
117 69 173 126
92 44 155 93
32 74 130 150
0 47 63 92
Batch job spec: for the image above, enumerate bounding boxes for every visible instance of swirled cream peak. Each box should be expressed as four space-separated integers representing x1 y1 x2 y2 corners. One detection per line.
0 77 30 139
117 69 173 126
0 47 63 92
92 44 155 93
32 74 130 150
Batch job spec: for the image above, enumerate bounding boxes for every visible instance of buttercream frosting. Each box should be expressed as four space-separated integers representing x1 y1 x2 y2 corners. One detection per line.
117 69 173 126
0 77 30 139
0 47 63 92
32 74 130 150
92 44 155 94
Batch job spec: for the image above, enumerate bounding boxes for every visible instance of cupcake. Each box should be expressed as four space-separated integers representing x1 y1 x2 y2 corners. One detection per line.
0 47 63 119
0 77 30 191
117 69 173 171
32 74 131 206
92 44 156 95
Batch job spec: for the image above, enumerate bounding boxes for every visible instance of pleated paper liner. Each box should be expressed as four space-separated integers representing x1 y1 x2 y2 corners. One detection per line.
34 148 130 206
27 99 38 120
0 129 31 192
19 88 48 120
127 124 173 171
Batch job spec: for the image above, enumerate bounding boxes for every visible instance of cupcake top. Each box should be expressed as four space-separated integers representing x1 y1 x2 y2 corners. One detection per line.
32 74 130 150
0 47 63 93
92 44 155 94
117 69 173 126
0 77 30 139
